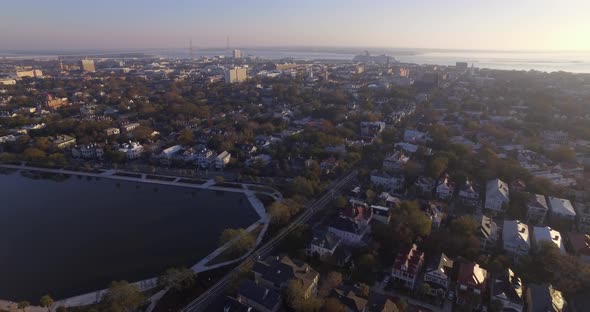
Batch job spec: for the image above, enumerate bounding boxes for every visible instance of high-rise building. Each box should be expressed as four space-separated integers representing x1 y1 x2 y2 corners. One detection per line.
224 67 247 83
456 62 468 70
232 49 242 59
80 59 96 73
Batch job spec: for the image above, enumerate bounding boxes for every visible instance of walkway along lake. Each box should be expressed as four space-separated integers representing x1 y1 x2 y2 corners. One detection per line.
0 169 259 302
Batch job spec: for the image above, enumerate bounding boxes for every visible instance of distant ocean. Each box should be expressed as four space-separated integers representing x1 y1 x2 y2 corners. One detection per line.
2 48 590 74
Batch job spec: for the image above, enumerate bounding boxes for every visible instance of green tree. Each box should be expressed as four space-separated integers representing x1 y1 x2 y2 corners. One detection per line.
214 175 225 185
323 298 345 312
158 267 196 292
285 279 322 312
319 271 343 297
417 283 431 298
219 228 256 257
427 155 449 178
178 128 194 145
358 283 370 298
40 295 54 312
102 280 145 312
18 301 29 312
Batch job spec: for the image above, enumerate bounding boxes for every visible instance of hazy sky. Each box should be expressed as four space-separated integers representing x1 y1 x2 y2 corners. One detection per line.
2 0 589 51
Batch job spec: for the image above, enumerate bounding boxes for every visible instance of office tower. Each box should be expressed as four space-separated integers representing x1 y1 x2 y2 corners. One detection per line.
233 49 242 59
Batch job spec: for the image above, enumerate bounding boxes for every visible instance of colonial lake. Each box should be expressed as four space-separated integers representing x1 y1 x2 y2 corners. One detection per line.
0 169 259 301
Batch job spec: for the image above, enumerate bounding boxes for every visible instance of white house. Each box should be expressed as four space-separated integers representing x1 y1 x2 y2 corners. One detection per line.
215 151 231 169
307 231 341 260
547 196 576 223
502 220 530 262
118 142 143 160
532 227 565 255
485 178 510 213
371 205 391 224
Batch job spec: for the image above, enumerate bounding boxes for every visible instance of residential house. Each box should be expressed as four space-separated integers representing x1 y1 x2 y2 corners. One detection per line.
105 127 120 136
532 227 565 254
253 256 319 299
223 297 261 312
567 233 590 264
382 152 409 172
485 178 510 214
159 145 183 160
378 192 400 208
526 194 549 225
371 205 391 224
120 122 140 132
330 288 368 312
328 216 368 245
391 244 425 290
423 253 454 297
491 269 524 312
479 215 499 253
307 230 341 260
215 151 231 169
574 202 590 233
455 262 487 308
436 174 454 201
370 170 405 192
547 196 576 227
459 179 479 206
71 144 104 159
237 280 281 312
526 284 567 312
342 204 373 227
502 220 531 262
424 202 443 229
360 121 385 137
118 142 143 159
367 292 399 312
52 135 76 149
414 176 435 197
403 129 431 144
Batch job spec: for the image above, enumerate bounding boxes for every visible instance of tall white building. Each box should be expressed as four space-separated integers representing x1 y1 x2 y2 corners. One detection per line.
232 49 242 59
224 67 247 83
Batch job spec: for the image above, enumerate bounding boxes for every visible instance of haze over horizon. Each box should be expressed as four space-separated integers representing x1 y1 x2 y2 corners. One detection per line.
2 0 590 52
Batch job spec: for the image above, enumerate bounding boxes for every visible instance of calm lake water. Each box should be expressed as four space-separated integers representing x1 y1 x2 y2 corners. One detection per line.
0 170 258 301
